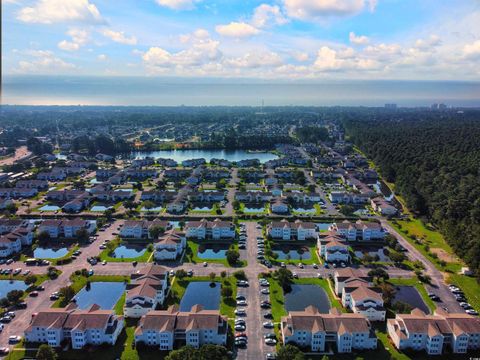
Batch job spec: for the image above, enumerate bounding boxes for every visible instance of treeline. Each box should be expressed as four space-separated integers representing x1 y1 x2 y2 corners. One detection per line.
342 110 480 278
295 126 329 143
71 135 131 155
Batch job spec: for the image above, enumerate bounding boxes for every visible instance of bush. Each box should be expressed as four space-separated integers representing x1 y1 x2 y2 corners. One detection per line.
233 270 246 280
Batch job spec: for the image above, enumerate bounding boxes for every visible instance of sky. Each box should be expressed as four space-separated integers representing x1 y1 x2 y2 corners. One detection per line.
2 0 480 80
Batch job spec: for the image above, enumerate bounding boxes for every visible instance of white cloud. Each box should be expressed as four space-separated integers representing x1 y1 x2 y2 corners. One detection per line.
101 29 137 45
225 51 283 68
414 35 441 51
283 0 377 20
251 4 288 28
155 0 202 10
292 51 310 62
142 29 221 72
349 31 369 45
97 54 108 61
215 22 260 38
17 0 104 24
58 28 88 51
16 50 76 74
463 40 480 59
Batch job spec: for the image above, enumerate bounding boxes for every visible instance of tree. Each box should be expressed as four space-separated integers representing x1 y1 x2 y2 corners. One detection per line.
76 228 90 243
37 231 51 243
59 285 75 303
143 200 156 210
368 267 389 282
378 282 396 305
36 344 58 360
275 268 293 291
277 344 305 360
226 249 240 266
24 274 38 285
149 225 165 239
221 286 233 298
7 290 24 305
209 272 216 283
176 269 187 279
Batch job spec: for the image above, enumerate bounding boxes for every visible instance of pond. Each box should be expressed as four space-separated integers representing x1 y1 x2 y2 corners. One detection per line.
90 205 112 212
112 244 147 259
293 207 316 214
89 178 103 184
285 284 330 313
180 282 221 311
74 282 126 310
34 247 69 259
197 244 230 259
39 205 61 211
393 286 430 314
243 206 266 214
129 149 278 164
272 246 311 260
0 280 28 299
192 206 212 212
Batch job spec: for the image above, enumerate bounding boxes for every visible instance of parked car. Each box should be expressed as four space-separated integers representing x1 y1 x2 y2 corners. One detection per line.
8 336 21 344
236 300 247 306
265 338 277 345
265 353 277 360
0 347 9 355
234 324 246 331
29 291 39 297
235 309 246 316
263 321 274 328
264 333 276 339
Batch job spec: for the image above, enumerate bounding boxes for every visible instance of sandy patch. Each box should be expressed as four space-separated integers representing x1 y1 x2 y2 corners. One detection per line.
431 248 459 263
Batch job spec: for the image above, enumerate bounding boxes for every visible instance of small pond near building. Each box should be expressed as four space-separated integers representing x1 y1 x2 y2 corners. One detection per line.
74 282 126 310
0 280 28 299
180 282 221 311
285 284 330 313
34 247 69 259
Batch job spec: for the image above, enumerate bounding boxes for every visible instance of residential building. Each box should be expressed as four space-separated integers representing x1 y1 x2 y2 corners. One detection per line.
24 304 124 349
370 197 397 216
124 264 169 318
38 219 96 239
271 198 289 214
120 220 171 239
333 269 373 296
281 306 377 353
268 220 317 241
154 229 186 261
317 234 350 263
342 282 386 321
134 304 228 350
185 219 235 240
387 308 480 355
329 221 385 241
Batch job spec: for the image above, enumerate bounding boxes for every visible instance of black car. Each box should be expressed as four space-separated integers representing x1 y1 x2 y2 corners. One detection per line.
16 302 27 309
261 303 271 309
263 312 273 319
264 333 276 339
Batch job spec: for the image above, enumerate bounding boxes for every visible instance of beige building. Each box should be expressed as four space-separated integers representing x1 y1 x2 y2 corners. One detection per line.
388 308 480 355
281 306 377 353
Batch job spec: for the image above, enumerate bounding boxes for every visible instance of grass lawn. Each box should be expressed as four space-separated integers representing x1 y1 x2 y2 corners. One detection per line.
389 218 462 274
184 240 246 268
388 277 436 313
166 275 237 319
267 277 287 323
99 239 154 263
447 274 480 313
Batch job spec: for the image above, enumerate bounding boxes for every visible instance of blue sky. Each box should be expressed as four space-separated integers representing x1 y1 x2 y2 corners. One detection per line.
3 0 480 80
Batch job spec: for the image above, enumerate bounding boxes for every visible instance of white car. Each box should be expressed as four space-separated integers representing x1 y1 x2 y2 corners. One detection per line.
0 324 4 332
235 309 246 316
236 300 247 306
261 288 270 295
265 338 277 345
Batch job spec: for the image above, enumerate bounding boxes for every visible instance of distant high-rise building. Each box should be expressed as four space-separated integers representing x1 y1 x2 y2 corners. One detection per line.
385 103 397 109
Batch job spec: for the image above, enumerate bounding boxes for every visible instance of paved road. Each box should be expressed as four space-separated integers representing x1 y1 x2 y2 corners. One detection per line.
380 219 463 312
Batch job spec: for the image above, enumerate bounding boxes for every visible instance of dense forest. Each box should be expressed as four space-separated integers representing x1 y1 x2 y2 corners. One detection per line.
342 110 480 278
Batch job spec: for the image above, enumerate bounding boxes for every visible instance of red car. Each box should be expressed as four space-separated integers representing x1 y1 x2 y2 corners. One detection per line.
235 332 247 338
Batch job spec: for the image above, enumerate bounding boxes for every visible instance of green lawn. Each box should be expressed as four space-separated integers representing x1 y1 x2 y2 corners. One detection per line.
267 277 287 323
99 239 154 263
389 218 462 274
166 275 237 319
447 274 480 313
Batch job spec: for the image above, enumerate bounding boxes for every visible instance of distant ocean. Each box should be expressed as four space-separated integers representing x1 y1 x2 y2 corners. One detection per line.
2 76 480 107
